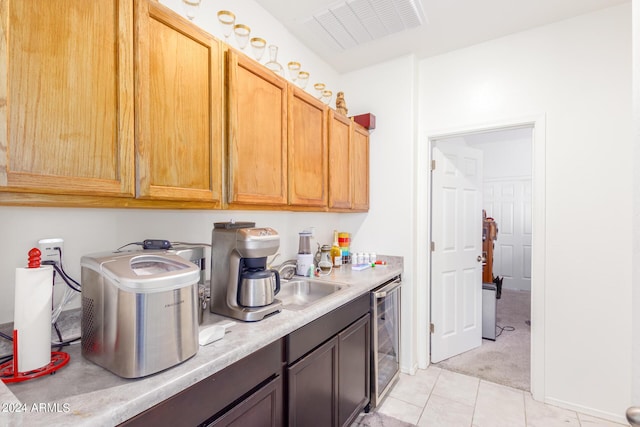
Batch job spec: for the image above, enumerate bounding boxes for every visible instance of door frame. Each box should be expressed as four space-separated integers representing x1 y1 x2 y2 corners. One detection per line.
417 114 546 401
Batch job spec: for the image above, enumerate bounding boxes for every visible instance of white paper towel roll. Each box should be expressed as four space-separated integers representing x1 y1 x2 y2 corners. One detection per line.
14 265 53 372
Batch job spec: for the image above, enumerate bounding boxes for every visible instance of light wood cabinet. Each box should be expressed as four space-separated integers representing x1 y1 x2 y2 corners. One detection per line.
328 111 352 210
351 123 370 211
328 111 370 212
288 86 328 208
135 1 223 204
0 0 135 197
0 1 368 211
227 50 288 207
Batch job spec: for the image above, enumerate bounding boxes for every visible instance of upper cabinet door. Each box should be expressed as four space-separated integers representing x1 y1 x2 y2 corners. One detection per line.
328 110 352 210
135 1 223 204
288 87 328 208
351 124 369 211
227 51 288 207
0 0 134 196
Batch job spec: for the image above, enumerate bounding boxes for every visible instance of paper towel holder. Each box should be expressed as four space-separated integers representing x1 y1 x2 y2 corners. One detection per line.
0 248 70 383
0 332 70 383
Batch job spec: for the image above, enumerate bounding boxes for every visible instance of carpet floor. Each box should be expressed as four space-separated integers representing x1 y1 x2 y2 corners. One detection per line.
434 288 531 391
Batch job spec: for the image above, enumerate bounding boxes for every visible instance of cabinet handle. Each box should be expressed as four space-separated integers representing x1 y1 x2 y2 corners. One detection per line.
373 277 401 299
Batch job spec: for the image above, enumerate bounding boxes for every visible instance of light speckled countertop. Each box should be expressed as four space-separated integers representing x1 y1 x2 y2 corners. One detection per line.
0 257 402 426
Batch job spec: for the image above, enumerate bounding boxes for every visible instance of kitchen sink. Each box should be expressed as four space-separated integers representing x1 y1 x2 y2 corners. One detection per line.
277 279 347 310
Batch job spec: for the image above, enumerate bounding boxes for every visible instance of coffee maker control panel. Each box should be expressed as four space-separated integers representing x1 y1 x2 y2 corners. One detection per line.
238 227 278 239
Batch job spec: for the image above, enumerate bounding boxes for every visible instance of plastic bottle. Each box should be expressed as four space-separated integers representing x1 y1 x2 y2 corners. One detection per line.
330 230 342 267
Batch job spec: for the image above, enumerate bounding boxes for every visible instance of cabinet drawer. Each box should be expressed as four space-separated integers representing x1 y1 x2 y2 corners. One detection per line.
206 375 283 427
286 293 369 363
120 338 284 426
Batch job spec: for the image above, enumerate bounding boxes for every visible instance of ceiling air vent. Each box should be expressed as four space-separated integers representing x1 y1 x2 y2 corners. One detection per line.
301 0 427 51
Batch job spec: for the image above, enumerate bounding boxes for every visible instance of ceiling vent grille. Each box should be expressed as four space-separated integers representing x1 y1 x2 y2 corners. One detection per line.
301 0 427 51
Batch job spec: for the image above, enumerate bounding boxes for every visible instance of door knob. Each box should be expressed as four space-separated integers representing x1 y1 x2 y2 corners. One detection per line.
627 407 640 426
477 255 485 263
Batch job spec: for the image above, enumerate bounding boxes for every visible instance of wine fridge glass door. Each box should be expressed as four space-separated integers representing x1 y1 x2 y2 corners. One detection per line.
371 277 401 408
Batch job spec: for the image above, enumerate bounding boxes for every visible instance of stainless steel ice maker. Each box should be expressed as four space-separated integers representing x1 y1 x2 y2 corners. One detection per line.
81 251 200 378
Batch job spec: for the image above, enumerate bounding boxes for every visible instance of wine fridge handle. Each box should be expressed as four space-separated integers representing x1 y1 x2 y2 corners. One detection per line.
373 277 401 299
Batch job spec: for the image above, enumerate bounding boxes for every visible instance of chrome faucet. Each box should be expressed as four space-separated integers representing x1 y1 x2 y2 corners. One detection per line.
275 259 297 280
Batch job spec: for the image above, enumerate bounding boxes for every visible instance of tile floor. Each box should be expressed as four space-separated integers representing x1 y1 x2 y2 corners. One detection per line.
373 366 627 427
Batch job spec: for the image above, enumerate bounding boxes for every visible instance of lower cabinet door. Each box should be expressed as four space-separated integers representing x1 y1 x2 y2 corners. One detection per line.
338 315 371 427
287 336 339 427
207 375 283 427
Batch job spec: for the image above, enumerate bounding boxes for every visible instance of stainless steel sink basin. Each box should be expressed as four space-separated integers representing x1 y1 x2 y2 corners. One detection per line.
277 279 346 310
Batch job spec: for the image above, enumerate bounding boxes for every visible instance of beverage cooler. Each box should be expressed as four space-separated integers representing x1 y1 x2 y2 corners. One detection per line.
370 276 402 408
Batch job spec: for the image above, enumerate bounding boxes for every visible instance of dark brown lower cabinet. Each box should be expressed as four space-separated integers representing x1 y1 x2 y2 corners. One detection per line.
207 375 282 427
287 337 339 426
119 339 284 427
287 312 370 427
338 315 370 426
121 294 371 427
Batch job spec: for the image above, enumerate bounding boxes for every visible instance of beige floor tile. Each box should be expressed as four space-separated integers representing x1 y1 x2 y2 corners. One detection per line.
382 367 626 427
578 413 628 426
377 395 424 425
417 393 474 427
389 367 441 407
472 380 525 427
523 393 579 427
431 369 480 407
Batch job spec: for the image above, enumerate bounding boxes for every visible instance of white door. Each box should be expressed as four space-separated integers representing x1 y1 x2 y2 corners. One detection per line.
431 143 484 363
483 179 533 291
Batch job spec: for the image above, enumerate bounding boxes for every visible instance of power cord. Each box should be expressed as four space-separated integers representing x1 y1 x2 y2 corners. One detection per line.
56 247 81 289
496 324 515 337
43 262 81 292
115 241 144 252
171 241 212 247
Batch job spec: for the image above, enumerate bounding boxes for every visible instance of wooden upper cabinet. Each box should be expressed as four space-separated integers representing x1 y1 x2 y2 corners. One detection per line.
351 124 369 211
288 87 328 208
328 111 352 210
227 50 288 207
0 0 134 196
135 1 223 204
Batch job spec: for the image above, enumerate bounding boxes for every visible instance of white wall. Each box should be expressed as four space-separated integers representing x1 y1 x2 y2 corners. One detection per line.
464 128 533 180
419 3 632 422
339 55 419 373
632 0 640 408
0 208 343 323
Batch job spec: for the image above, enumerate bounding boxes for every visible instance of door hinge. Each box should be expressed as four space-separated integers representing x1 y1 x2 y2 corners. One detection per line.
430 323 435 333
430 241 435 252
431 160 436 171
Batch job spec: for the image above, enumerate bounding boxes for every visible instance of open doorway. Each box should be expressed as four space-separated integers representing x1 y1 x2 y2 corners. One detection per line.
429 125 534 391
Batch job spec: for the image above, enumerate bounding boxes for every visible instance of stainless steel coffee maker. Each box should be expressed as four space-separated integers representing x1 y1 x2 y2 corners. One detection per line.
210 222 282 321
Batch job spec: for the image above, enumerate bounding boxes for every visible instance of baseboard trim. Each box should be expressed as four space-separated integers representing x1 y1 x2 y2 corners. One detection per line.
544 396 626 425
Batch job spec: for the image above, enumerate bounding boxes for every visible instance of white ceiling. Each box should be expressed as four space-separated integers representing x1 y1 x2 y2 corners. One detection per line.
253 0 629 73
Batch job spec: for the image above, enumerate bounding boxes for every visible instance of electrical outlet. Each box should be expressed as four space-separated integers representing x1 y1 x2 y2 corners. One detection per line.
38 238 64 265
